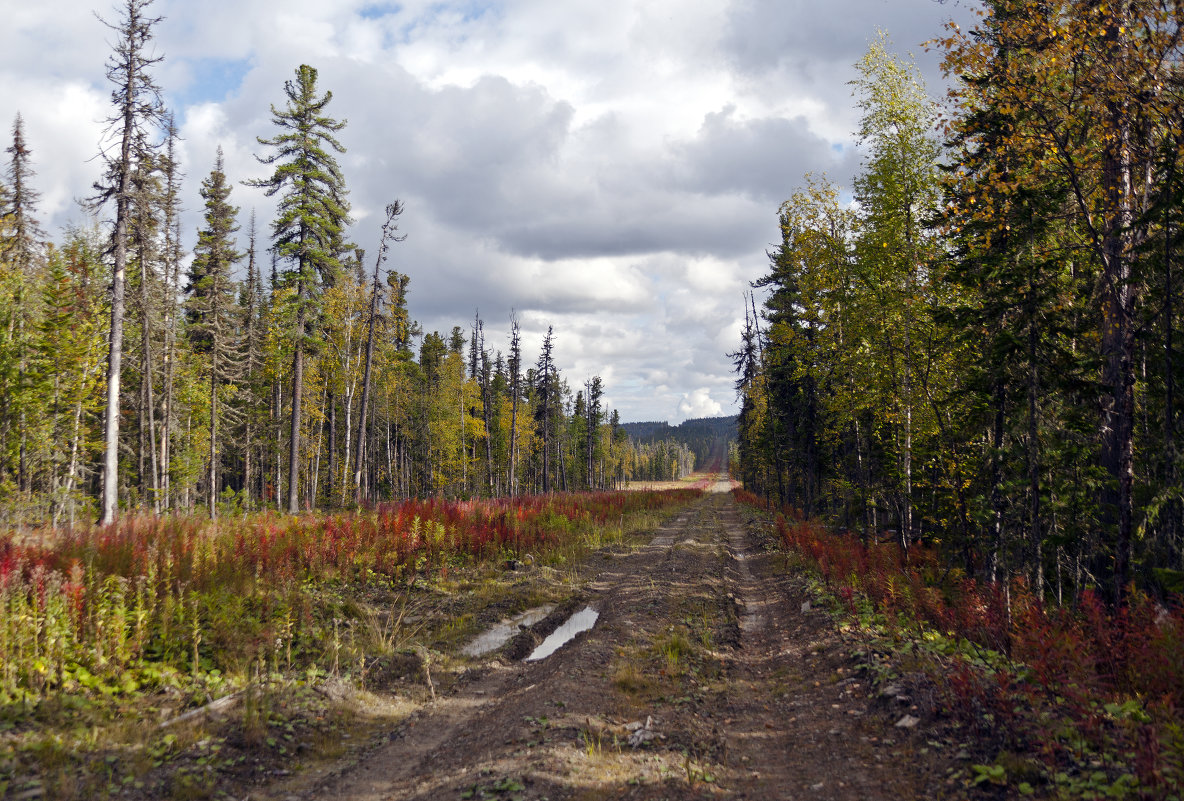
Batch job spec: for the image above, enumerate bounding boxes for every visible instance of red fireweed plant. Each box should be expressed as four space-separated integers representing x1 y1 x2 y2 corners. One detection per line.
733 489 1184 798
0 489 700 707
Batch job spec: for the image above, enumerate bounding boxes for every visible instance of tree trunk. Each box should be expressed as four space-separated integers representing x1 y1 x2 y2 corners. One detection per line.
160 234 178 513
326 391 336 506
1027 280 1042 595
101 225 128 525
138 346 146 503
65 395 85 529
340 386 352 506
541 385 550 493
901 219 915 552
510 389 519 495
459 377 466 494
1098 25 1137 602
99 5 148 527
273 371 282 508
483 372 493 495
354 273 379 506
208 360 218 519
244 396 253 511
184 413 192 511
1164 136 1180 566
311 382 326 506
287 297 305 514
990 377 1006 585
558 423 568 492
141 251 159 513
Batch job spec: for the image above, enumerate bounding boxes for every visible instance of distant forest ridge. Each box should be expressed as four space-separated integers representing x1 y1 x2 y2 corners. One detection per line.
619 416 737 471
619 416 738 441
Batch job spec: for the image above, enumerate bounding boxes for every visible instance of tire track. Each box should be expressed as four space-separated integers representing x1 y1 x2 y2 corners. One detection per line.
264 492 947 801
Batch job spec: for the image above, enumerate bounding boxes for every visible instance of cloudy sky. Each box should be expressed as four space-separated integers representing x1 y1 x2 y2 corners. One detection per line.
2 0 979 423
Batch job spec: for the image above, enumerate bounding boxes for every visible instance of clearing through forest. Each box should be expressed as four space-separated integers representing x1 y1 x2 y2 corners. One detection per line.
260 482 955 801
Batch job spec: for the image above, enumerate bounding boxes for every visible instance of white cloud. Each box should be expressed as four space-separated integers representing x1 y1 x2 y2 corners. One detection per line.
1 0 979 423
679 388 725 420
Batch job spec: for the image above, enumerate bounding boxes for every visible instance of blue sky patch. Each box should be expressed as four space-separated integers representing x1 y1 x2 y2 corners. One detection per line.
173 57 252 107
359 2 403 20
458 0 495 23
380 1 500 47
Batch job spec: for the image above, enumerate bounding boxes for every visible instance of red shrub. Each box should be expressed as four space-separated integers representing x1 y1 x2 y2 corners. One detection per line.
731 490 1184 797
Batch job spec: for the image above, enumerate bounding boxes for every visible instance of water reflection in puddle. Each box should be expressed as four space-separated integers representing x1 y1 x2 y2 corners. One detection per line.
462 605 555 657
525 606 599 662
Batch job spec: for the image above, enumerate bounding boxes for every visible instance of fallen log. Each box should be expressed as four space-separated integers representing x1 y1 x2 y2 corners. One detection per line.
159 690 244 729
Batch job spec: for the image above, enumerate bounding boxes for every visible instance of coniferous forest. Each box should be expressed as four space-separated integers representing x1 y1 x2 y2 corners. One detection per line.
619 416 737 480
6 0 1184 798
0 3 673 528
733 7 1184 605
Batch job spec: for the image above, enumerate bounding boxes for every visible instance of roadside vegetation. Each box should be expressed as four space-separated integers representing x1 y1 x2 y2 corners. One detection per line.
734 489 1184 800
731 10 1184 797
0 488 699 799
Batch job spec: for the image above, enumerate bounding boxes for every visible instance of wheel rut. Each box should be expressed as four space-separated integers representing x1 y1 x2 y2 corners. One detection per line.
265 491 947 801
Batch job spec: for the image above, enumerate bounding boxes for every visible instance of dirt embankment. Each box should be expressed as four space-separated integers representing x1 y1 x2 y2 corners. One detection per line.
257 489 964 801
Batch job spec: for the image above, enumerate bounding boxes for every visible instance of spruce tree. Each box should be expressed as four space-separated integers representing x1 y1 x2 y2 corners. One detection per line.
940 0 1184 597
508 312 522 495
188 148 242 518
129 132 164 511
586 375 603 488
1 113 46 499
535 327 555 492
248 64 350 514
3 114 45 277
481 346 495 495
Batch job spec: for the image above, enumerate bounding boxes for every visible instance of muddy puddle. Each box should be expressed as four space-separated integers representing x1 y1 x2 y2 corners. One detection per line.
525 606 599 661
462 605 555 657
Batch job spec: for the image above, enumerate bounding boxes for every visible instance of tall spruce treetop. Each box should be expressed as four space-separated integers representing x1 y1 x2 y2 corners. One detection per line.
187 147 241 348
248 63 350 514
188 147 242 518
248 64 350 310
3 113 46 276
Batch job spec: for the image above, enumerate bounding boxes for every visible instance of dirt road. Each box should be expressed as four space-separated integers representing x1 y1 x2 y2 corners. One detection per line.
269 486 948 800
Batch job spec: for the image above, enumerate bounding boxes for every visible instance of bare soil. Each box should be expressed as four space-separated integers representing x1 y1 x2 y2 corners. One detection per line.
250 485 966 801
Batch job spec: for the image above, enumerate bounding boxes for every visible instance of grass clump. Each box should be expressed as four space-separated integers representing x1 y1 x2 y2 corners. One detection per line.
0 489 702 798
654 628 692 676
612 656 656 696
